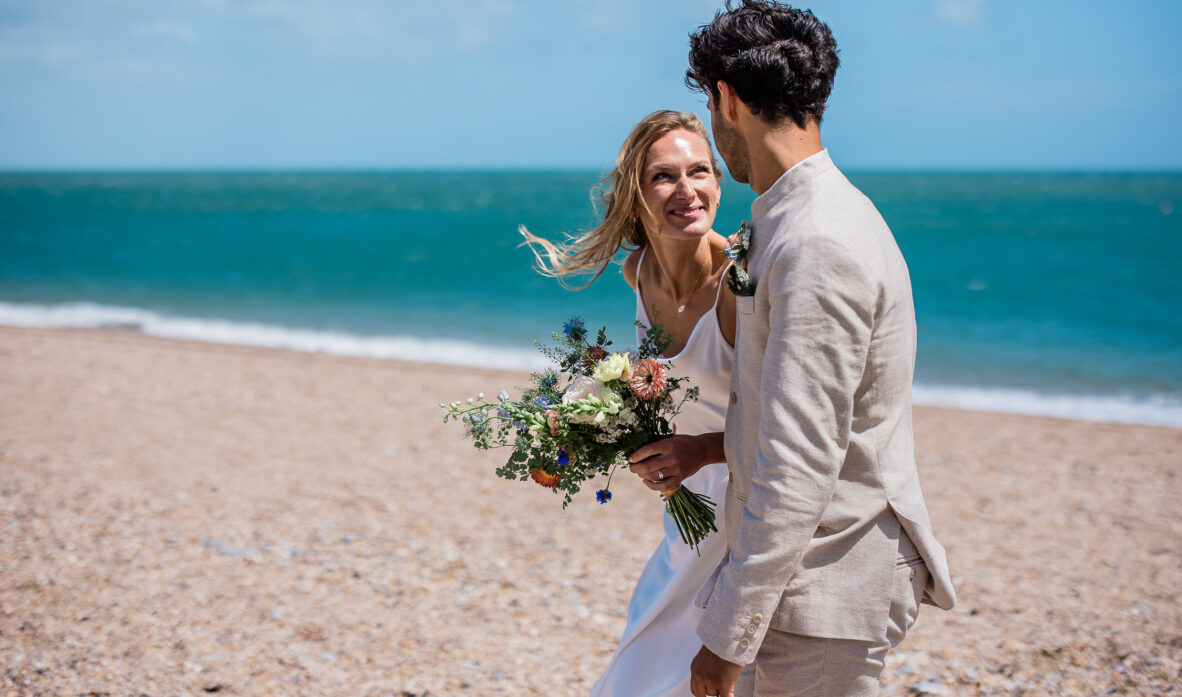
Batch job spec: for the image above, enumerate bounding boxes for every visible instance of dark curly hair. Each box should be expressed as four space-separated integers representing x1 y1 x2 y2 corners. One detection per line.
687 0 840 129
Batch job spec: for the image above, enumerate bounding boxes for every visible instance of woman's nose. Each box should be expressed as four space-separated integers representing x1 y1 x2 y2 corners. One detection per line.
673 175 693 197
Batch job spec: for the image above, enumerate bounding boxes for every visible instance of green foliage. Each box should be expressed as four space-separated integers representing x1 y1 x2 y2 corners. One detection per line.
440 317 717 549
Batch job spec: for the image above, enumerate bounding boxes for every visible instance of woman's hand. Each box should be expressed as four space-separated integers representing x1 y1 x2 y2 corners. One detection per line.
628 432 724 493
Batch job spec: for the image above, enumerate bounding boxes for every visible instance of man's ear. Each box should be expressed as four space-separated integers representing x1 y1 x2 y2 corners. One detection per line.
716 80 741 124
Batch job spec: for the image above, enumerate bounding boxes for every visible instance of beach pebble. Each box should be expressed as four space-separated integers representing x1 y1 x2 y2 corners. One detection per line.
909 678 947 695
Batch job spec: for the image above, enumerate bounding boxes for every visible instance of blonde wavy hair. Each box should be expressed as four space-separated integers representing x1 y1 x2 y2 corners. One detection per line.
519 110 720 290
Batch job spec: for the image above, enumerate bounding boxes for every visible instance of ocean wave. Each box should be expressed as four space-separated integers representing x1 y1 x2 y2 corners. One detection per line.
2 300 1179 428
0 301 551 371
912 383 1182 428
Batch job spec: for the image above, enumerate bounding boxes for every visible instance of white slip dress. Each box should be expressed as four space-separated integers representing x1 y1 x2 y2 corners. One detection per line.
589 247 734 697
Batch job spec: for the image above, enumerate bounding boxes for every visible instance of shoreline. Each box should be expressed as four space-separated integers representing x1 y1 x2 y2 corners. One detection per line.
2 310 1179 429
1 325 1180 696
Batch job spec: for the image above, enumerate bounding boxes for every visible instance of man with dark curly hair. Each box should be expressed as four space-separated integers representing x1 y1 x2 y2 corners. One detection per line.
683 3 957 696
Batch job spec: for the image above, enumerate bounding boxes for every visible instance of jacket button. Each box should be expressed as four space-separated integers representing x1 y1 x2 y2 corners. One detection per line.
752 613 762 623
738 638 750 649
730 391 738 404
747 623 758 634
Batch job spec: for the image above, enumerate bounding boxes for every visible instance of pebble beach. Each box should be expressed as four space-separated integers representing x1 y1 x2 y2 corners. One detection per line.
2 326 1180 696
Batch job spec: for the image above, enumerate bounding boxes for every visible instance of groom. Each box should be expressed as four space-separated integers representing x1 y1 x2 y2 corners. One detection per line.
684 3 956 696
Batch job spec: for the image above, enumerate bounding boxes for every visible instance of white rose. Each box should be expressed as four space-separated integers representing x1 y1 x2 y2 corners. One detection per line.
591 352 631 383
562 376 601 404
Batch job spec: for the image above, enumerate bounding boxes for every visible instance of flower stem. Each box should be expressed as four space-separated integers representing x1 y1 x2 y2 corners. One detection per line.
663 485 717 554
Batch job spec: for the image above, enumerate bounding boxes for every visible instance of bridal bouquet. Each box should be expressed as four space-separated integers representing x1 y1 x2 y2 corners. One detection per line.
441 317 717 551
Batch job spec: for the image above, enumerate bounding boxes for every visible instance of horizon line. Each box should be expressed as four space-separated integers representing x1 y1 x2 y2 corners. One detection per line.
3 165 1181 175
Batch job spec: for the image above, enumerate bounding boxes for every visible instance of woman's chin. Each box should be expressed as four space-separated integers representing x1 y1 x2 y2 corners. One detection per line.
655 219 716 240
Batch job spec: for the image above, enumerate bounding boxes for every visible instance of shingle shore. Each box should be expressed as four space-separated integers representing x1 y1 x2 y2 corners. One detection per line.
1 327 1179 696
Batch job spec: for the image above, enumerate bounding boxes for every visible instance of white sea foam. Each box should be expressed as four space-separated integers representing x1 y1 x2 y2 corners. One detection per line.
0 301 551 372
912 383 1182 428
2 300 1179 428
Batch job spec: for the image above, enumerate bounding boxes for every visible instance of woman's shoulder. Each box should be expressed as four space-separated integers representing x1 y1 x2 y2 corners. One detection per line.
621 247 644 291
712 247 738 349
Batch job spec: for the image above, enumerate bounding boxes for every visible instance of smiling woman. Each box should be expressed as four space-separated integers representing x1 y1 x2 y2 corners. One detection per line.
520 110 745 697
632 128 724 321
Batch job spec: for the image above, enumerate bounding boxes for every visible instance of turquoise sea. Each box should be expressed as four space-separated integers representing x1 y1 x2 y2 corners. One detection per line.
1 170 1179 426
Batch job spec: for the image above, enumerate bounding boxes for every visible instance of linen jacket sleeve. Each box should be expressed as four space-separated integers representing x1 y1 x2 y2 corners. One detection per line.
697 233 875 665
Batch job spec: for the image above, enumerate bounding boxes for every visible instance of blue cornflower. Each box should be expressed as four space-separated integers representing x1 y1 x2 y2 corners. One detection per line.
535 395 553 408
539 372 558 390
563 318 587 341
467 410 490 435
596 489 612 504
496 406 525 429
556 448 570 467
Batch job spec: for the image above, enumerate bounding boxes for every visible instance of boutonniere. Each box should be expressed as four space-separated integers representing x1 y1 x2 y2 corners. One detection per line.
724 221 755 297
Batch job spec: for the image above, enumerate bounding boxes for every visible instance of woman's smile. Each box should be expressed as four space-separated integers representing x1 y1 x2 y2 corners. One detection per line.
669 205 708 220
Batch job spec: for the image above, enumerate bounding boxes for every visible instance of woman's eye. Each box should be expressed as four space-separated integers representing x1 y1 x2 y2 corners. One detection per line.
652 172 670 182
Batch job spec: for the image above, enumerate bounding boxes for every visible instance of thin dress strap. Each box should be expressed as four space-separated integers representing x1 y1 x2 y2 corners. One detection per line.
712 260 733 307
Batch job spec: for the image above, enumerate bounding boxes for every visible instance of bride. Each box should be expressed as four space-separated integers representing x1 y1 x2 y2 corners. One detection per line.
522 110 750 696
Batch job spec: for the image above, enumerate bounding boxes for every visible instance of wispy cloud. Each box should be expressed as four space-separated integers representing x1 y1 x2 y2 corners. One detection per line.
217 0 522 62
934 0 986 27
131 19 197 43
0 0 524 75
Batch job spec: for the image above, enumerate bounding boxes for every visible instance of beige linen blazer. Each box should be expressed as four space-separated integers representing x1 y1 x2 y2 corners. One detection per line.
696 150 956 666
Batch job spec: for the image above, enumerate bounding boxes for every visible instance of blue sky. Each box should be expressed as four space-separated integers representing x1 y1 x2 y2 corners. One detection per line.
0 0 1179 171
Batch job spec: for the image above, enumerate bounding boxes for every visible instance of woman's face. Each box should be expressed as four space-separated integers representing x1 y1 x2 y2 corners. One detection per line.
635 128 721 241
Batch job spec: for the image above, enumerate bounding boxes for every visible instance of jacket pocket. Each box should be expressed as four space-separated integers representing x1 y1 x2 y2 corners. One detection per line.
694 553 727 609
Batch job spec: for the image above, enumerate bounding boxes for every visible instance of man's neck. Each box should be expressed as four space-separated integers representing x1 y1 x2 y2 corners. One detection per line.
744 119 824 195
